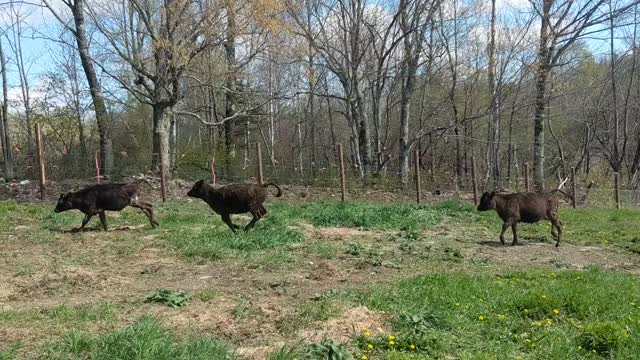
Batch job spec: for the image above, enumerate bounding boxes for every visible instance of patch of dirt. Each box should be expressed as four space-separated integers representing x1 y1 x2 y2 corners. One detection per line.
307 261 339 281
300 306 390 344
295 223 389 240
467 241 640 272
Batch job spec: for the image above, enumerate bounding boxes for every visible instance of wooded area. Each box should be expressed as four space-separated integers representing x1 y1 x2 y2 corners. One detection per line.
1 0 640 192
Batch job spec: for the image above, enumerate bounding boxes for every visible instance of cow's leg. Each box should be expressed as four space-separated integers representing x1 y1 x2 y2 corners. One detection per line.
79 214 93 230
244 208 262 231
221 213 238 233
132 202 158 228
550 213 562 247
259 205 267 217
98 211 108 231
511 223 518 246
499 223 509 245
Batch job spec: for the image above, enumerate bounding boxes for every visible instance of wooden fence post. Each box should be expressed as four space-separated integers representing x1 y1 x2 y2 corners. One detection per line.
337 143 346 202
35 124 46 201
210 157 216 186
256 142 264 185
471 154 478 205
414 149 421 204
95 151 101 184
614 172 620 209
571 167 577 208
524 163 530 192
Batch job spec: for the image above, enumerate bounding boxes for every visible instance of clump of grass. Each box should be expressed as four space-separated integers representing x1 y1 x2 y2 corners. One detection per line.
297 201 450 231
579 321 630 356
145 289 191 308
44 317 237 359
344 269 640 358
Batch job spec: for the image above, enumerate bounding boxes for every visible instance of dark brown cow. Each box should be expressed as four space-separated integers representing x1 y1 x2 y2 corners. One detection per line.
187 180 282 232
477 190 570 247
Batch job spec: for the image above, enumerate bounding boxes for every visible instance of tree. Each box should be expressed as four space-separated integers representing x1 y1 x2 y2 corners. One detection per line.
0 37 12 179
87 0 223 175
42 0 114 176
529 0 637 190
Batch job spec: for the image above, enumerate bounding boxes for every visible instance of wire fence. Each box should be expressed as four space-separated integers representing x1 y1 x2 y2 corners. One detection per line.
3 124 640 208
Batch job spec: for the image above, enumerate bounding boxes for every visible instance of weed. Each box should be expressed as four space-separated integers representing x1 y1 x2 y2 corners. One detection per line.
304 339 353 360
145 289 191 308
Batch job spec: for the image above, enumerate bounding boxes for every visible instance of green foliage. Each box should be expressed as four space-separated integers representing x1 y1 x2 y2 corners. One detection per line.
44 317 237 360
145 289 191 308
303 339 354 360
579 321 630 356
346 269 640 358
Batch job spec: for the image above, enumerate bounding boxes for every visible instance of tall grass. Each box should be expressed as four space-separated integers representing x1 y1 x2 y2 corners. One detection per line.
43 317 238 360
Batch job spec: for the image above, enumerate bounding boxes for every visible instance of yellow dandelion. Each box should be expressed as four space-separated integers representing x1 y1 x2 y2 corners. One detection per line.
367 344 374 350
592 350 596 353
545 319 552 326
361 355 368 360
410 344 416 350
388 335 395 341
523 309 529 315
553 309 560 315
364 331 371 337
578 346 582 350
361 326 368 332
389 340 395 346
479 315 485 321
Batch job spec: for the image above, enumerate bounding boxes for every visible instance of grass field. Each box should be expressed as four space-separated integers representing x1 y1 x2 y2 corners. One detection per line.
0 196 639 359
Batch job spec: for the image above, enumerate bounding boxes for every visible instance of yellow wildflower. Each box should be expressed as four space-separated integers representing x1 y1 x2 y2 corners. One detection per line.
479 315 485 321
553 309 560 315
361 326 368 332
542 295 547 299
388 335 395 341
578 346 582 350
523 309 529 315
410 344 416 350
364 331 371 337
545 318 552 326
361 355 368 360
367 344 373 350
389 340 395 346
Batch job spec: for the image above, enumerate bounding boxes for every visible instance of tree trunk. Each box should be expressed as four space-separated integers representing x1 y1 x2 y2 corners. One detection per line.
532 0 553 191
73 0 113 177
224 0 237 176
0 39 12 179
487 0 499 188
152 105 171 178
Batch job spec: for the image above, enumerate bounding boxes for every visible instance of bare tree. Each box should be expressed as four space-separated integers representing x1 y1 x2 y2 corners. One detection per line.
529 0 637 190
87 0 223 174
0 37 12 179
42 0 114 176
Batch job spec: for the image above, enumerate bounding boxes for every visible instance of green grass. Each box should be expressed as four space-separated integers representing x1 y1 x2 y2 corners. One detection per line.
475 207 640 248
0 303 117 325
42 317 238 360
342 269 640 359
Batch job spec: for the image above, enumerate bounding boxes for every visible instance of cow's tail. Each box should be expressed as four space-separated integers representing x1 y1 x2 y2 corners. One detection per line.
263 183 283 197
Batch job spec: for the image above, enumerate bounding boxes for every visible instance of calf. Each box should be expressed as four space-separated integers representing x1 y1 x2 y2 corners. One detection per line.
54 180 159 231
187 180 282 232
476 190 569 247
